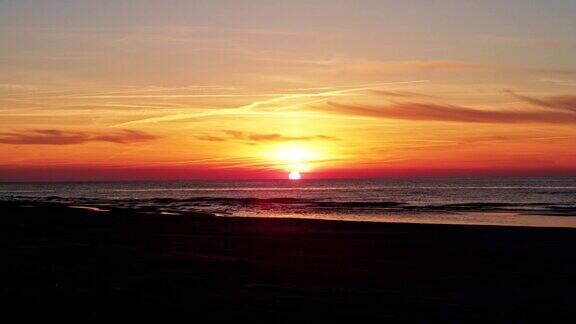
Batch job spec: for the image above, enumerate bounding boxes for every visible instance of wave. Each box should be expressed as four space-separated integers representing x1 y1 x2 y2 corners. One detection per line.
3 195 575 217
3 186 576 195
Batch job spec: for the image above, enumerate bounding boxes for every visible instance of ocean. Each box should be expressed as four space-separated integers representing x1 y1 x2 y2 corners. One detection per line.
2 177 576 227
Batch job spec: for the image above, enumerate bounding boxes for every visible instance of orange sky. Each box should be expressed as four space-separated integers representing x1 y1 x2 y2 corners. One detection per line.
1 1 575 181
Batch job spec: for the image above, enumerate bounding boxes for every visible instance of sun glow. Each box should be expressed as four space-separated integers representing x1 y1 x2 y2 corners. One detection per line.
267 144 318 173
262 142 335 179
275 147 316 163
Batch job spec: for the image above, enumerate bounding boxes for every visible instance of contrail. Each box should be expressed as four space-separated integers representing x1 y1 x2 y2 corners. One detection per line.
111 80 429 127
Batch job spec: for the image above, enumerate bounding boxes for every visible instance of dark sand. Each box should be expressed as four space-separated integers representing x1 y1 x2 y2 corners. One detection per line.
2 201 576 323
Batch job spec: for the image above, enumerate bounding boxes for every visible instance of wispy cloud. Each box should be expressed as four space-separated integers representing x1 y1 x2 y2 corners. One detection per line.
196 130 338 143
2 25 310 44
371 89 440 99
329 60 484 75
111 80 428 127
483 35 575 48
0 129 158 145
525 67 576 76
322 100 576 124
326 59 576 78
538 78 576 87
505 90 576 113
0 83 44 92
115 25 311 45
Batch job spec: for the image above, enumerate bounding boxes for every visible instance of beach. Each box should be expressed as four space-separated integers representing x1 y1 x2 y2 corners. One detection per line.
2 200 576 322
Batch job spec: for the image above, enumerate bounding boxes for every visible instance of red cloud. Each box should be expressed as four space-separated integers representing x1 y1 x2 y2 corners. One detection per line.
0 129 158 145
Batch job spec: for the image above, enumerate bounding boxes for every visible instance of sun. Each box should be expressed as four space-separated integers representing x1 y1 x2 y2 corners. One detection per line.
288 171 301 180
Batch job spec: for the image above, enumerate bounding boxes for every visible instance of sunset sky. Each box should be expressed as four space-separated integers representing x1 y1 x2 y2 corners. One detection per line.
1 1 576 181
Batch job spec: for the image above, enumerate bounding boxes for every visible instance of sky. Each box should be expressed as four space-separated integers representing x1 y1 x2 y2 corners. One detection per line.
1 0 576 181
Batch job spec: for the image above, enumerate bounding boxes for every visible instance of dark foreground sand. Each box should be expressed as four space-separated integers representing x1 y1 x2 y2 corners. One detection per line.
2 201 576 323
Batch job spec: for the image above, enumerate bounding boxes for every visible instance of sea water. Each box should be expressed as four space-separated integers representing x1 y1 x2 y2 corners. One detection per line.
1 177 576 227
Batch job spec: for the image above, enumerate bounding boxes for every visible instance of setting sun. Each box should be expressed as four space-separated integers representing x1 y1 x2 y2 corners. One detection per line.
288 171 302 180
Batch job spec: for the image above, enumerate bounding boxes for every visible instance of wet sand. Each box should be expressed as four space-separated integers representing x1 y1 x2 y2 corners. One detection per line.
2 200 576 322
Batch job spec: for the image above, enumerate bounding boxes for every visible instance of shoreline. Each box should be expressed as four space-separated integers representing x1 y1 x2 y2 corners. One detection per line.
5 198 576 228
